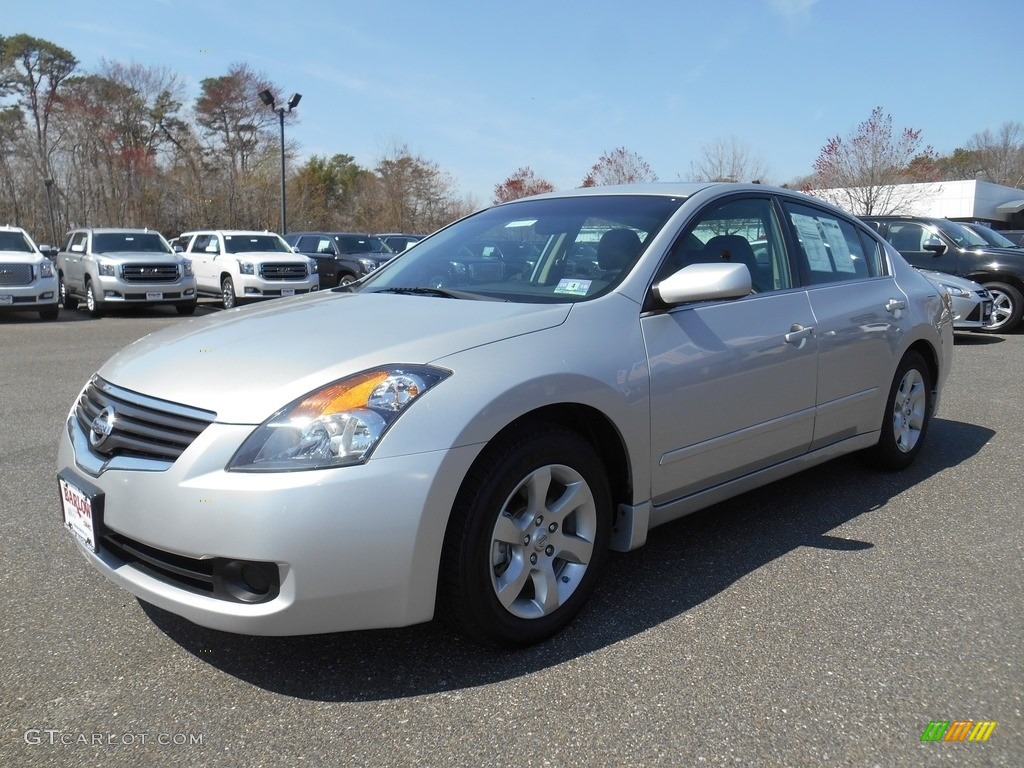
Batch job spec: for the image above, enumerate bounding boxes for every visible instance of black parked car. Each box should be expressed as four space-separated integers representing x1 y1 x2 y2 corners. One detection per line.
284 232 395 286
861 215 1024 332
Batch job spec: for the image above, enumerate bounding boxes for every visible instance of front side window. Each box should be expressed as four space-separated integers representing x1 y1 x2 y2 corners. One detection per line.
359 194 686 303
783 203 879 284
658 197 792 293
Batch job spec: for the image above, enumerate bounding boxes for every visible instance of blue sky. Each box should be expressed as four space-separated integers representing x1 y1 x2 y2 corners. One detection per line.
8 0 1022 203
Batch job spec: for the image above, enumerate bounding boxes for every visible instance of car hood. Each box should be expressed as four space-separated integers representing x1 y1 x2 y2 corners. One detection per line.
97 290 571 423
0 251 47 264
917 269 983 291
229 250 310 262
94 251 181 262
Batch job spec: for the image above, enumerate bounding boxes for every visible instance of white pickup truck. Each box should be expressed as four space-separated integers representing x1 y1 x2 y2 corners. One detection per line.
176 230 319 308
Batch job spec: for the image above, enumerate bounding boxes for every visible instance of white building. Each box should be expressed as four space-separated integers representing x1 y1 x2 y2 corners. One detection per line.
813 180 1024 228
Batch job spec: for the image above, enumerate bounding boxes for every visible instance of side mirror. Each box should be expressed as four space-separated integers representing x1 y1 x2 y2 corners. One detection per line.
654 263 752 306
71 243 85 253
205 244 219 254
173 245 184 253
923 236 946 255
38 245 58 258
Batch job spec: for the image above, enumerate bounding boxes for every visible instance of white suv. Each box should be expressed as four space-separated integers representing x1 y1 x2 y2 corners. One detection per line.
0 225 59 320
178 230 319 308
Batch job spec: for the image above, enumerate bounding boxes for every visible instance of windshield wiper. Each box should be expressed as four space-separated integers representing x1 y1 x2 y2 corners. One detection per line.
371 286 504 301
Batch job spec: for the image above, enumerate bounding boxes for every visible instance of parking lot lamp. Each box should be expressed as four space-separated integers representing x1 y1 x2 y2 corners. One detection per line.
259 89 302 235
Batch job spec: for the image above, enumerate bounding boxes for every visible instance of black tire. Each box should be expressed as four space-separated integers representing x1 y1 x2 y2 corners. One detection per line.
221 276 236 309
84 280 103 318
337 273 356 287
59 275 78 310
980 281 1023 333
439 423 611 646
863 351 932 471
176 301 197 316
39 305 59 321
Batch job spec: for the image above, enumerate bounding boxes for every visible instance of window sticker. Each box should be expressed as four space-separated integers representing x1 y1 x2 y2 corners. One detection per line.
819 218 856 272
791 213 832 271
553 278 592 296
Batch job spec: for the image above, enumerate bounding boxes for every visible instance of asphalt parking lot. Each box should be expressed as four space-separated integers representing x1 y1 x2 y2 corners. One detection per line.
2 303 1021 767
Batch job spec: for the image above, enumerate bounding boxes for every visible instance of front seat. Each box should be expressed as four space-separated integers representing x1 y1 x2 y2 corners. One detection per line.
702 234 763 291
596 228 642 279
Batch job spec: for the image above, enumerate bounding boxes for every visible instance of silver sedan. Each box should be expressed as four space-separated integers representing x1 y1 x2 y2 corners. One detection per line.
57 183 953 646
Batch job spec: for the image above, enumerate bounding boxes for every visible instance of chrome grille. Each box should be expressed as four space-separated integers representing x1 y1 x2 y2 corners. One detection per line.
74 377 215 462
122 263 179 282
260 262 308 280
0 263 33 286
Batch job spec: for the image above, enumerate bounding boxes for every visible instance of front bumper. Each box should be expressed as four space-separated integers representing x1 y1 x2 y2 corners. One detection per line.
0 278 58 309
94 274 197 304
237 275 319 298
57 414 476 635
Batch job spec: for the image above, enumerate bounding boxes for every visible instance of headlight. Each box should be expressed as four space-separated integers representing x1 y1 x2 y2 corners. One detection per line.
227 365 451 472
308 259 318 273
39 260 54 278
239 262 255 275
182 259 193 277
98 262 116 277
358 258 379 272
939 283 971 299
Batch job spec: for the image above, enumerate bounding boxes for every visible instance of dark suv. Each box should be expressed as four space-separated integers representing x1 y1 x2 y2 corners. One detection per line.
284 232 395 287
861 215 1024 332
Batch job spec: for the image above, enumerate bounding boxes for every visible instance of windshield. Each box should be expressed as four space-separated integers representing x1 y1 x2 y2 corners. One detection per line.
335 235 393 254
358 195 685 303
224 234 292 253
0 231 35 252
92 232 172 253
965 223 1018 248
936 221 988 248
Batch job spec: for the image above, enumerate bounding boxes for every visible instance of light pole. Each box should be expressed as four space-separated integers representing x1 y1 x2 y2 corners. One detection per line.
43 178 58 245
258 89 301 235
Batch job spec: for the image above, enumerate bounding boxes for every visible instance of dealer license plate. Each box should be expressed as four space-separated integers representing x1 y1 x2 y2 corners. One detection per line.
0 295 12 305
58 471 104 552
146 291 163 301
282 288 295 296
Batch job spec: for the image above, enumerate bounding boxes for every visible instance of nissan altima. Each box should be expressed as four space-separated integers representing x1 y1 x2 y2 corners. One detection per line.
57 183 954 646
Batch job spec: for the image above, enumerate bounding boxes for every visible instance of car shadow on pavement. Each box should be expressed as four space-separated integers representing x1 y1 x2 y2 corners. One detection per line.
141 416 994 702
954 333 1007 345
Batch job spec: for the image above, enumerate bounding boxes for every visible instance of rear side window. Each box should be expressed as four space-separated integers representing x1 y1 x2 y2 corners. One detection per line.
783 202 882 284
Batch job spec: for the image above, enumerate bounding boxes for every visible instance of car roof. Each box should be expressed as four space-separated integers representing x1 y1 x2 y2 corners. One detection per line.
69 227 162 234
179 230 282 236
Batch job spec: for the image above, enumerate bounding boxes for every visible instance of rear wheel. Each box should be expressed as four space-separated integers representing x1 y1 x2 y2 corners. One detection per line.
981 281 1022 333
864 351 932 470
439 423 611 646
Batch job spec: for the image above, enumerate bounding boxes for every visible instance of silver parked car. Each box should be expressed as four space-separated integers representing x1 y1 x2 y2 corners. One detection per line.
57 183 953 646
917 269 993 331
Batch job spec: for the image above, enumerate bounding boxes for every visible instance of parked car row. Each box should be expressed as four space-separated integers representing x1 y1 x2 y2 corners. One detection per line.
861 215 1024 332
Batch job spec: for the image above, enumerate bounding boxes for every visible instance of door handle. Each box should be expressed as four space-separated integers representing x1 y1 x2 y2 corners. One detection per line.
784 323 814 345
885 299 906 313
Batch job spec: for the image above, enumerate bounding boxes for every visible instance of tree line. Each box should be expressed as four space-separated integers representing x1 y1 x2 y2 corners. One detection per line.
3 33 1023 247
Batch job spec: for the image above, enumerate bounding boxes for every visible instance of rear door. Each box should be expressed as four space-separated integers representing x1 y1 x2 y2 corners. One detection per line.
781 201 911 448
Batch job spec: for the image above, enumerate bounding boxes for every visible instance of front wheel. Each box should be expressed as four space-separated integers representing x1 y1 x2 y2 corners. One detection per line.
863 351 932 470
439 424 611 646
980 281 1022 333
221 276 236 309
84 280 103 318
59 275 78 310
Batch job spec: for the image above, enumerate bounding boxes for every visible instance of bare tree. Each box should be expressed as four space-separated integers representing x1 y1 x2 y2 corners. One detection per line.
581 147 658 186
967 121 1024 188
493 166 554 204
687 136 770 183
810 106 938 215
